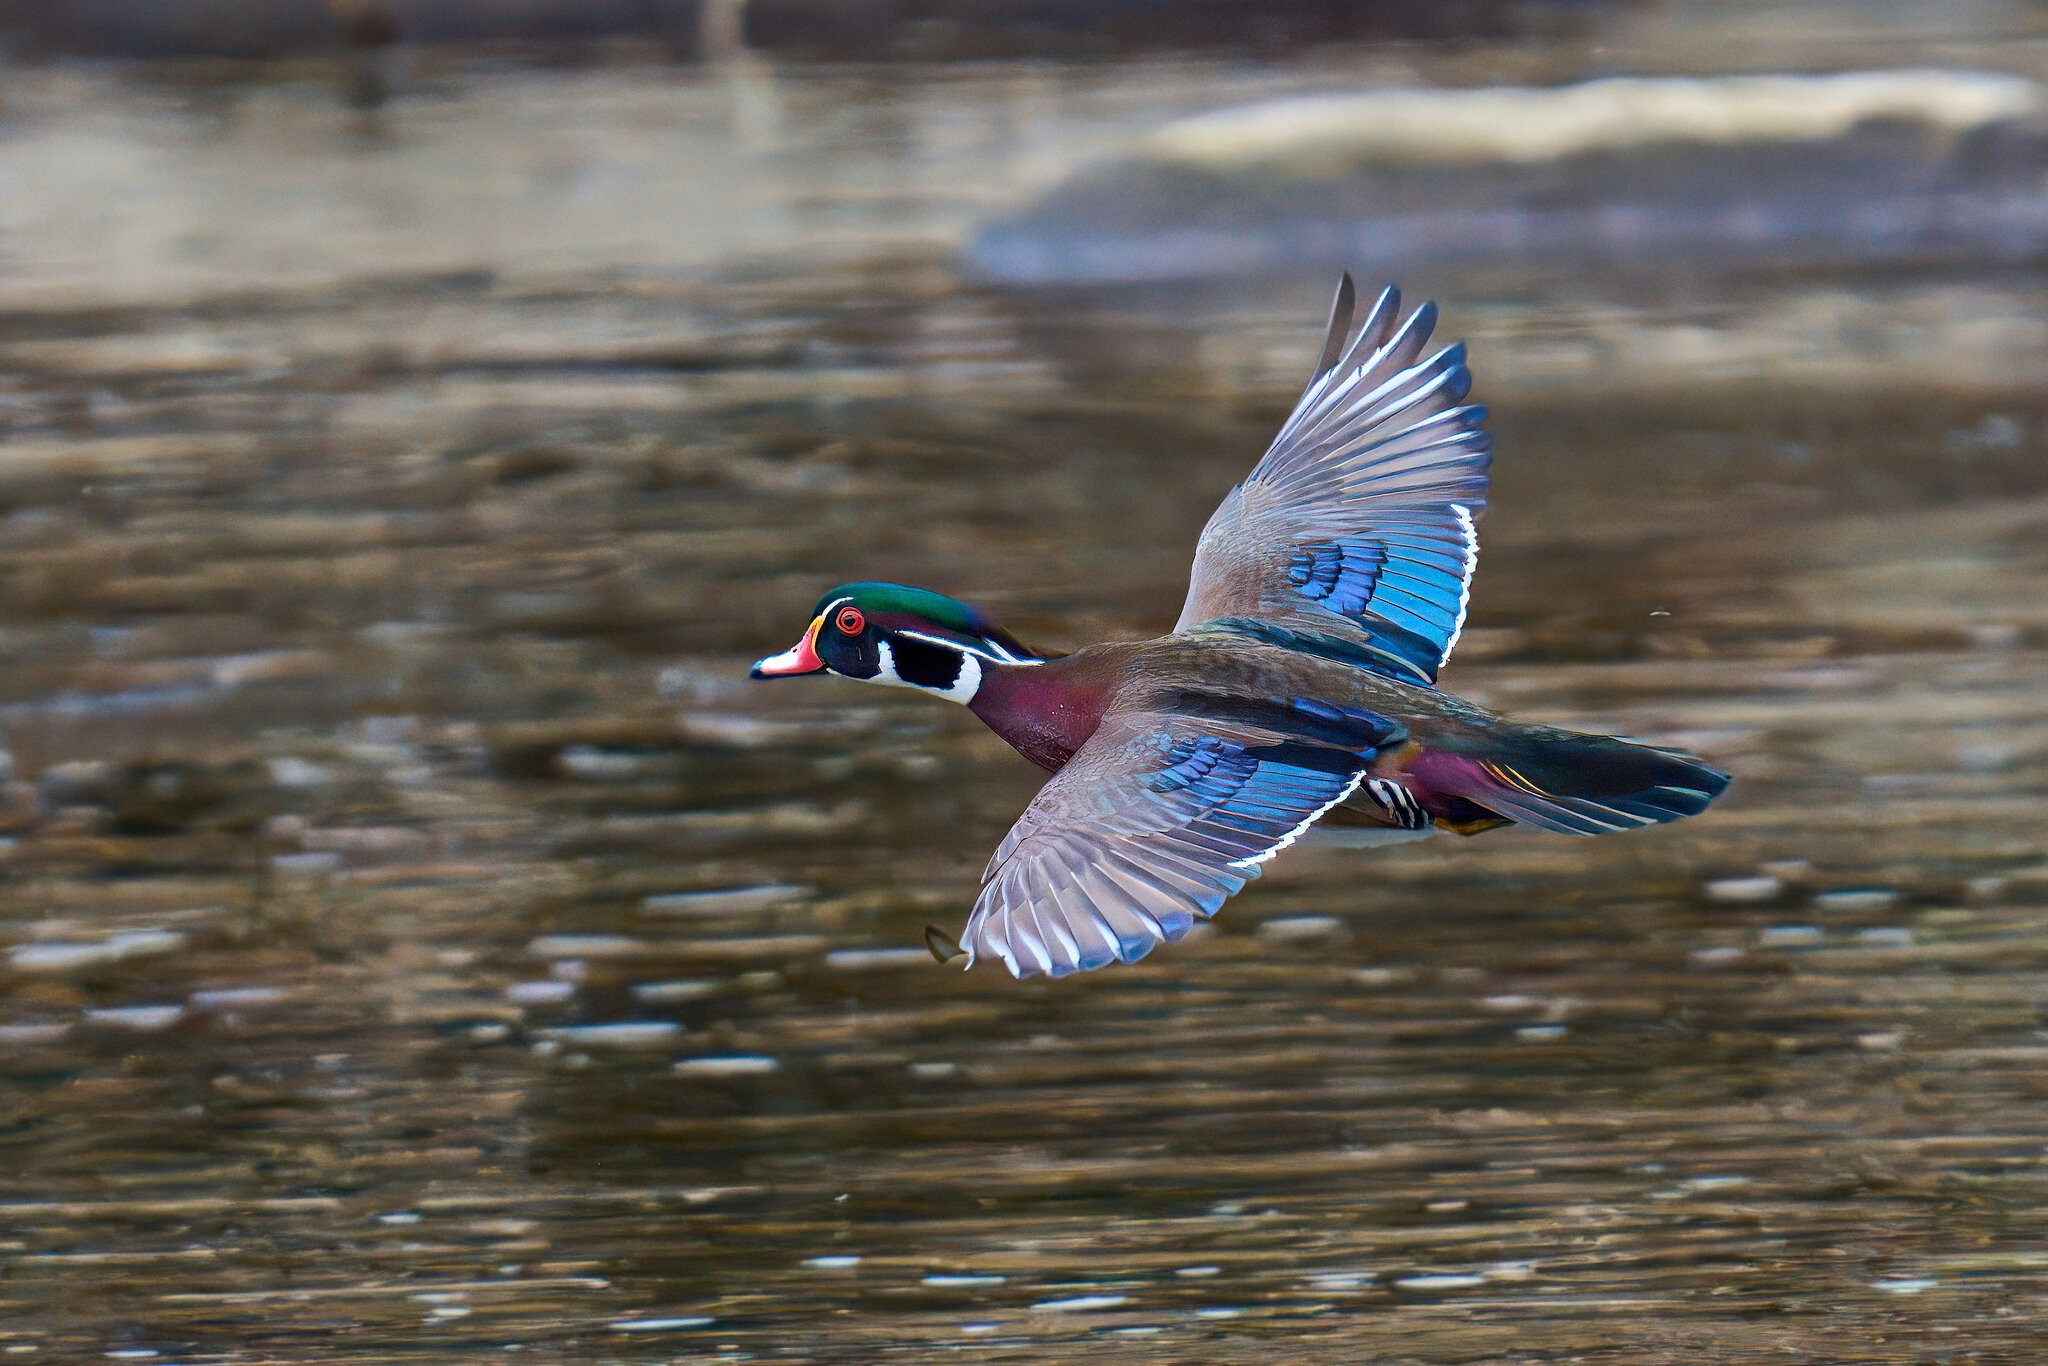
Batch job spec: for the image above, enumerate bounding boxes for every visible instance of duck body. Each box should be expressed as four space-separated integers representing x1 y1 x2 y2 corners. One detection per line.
752 277 1729 978
971 627 1721 837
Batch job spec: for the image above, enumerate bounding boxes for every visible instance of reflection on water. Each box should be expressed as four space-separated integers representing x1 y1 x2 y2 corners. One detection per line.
3 16 2048 1363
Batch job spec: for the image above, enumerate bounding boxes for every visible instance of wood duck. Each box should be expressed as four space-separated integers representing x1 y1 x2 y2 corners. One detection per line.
752 277 1729 978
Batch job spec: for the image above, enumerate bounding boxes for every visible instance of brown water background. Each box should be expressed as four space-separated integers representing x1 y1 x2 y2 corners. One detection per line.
4 6 2048 1361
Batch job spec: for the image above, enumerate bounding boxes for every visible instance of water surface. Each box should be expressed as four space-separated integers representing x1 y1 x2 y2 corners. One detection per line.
2 25 2048 1363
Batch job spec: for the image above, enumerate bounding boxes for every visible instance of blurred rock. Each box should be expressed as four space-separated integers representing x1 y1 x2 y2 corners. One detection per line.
968 70 2048 288
742 0 1622 59
0 0 702 59
329 0 403 108
0 0 1625 59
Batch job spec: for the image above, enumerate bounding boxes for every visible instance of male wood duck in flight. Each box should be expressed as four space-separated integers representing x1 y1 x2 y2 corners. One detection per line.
752 276 1729 979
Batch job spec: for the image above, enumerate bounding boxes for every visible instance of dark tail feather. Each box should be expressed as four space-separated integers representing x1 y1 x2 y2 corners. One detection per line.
1427 732 1729 837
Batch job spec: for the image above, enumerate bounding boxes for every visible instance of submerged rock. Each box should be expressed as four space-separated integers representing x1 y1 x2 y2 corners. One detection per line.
968 70 2048 288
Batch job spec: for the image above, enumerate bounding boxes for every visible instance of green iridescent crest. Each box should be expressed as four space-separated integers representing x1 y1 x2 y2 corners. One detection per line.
814 582 993 636
813 582 1036 663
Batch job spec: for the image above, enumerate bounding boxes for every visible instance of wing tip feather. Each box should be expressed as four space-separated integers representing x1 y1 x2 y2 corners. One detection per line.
1314 271 1358 383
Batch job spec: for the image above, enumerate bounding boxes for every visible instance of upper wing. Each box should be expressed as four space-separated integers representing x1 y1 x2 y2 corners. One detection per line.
962 705 1399 979
1176 277 1491 686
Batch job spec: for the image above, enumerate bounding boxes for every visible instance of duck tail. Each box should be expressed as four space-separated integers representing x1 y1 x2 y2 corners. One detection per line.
1410 730 1730 837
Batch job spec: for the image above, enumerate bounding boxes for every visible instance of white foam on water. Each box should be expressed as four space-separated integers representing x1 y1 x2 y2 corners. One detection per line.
83 1006 185 1032
675 1055 779 1077
535 1022 682 1048
1030 1295 1129 1312
11 930 186 972
1395 1273 1486 1290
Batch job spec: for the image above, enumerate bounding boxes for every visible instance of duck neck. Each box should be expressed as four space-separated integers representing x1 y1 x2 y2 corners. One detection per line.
968 653 1114 773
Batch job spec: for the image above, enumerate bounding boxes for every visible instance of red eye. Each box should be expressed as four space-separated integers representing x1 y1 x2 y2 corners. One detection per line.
834 606 865 635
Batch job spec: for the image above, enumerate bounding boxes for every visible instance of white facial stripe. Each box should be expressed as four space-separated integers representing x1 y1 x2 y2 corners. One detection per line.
898 628 1042 667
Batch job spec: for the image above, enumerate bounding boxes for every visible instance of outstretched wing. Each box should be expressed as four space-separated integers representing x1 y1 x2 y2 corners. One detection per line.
1176 277 1491 686
962 705 1399 979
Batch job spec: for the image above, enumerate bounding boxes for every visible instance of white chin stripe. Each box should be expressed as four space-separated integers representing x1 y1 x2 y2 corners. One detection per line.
936 651 981 703
873 639 982 704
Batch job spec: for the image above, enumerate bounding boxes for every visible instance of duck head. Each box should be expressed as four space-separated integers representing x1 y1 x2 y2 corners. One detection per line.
750 582 1039 703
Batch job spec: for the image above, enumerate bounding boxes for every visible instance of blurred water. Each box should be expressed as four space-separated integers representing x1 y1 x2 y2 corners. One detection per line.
3 14 2048 1363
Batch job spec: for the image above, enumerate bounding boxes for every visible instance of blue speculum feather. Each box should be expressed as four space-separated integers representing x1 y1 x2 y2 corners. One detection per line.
1155 690 1402 754
1237 296 1492 685
1287 539 1385 617
1143 738 1360 854
1284 698 1402 752
1148 736 1240 794
1208 616 1442 687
